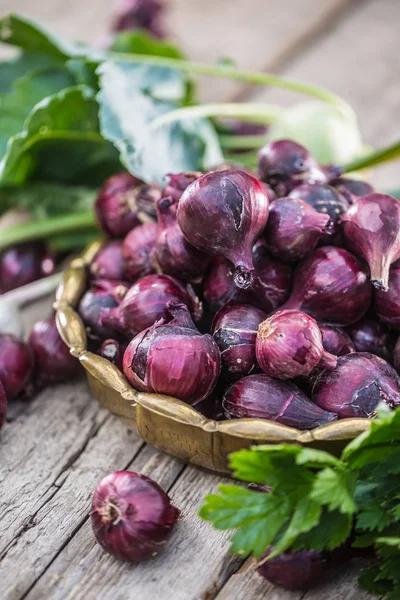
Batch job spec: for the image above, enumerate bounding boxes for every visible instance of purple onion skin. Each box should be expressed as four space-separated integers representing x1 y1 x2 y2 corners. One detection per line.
264 197 331 262
289 183 349 226
78 279 129 340
162 172 202 202
319 324 355 356
212 304 267 381
342 193 400 292
223 374 337 429
0 379 7 430
257 547 348 591
258 140 327 197
203 257 235 314
178 170 269 290
123 303 220 404
0 242 55 293
95 172 144 238
122 221 157 282
256 310 337 379
375 262 400 330
99 339 126 370
347 319 394 362
330 177 374 204
112 0 165 38
29 317 80 384
102 274 202 336
91 471 179 562
90 241 125 281
280 246 371 325
155 196 210 282
0 334 34 400
394 337 400 373
312 352 400 418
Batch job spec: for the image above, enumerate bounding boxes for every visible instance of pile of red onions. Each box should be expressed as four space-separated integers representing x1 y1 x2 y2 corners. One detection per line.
70 142 400 427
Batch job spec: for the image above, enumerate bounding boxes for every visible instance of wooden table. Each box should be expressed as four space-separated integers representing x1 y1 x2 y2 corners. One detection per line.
1 0 399 597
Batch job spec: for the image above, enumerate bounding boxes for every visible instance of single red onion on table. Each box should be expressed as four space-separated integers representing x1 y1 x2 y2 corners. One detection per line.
330 177 374 204
162 172 202 202
91 471 179 562
0 380 7 430
78 279 129 340
29 317 80 384
101 274 202 336
256 310 337 379
347 318 394 361
375 262 400 330
0 242 55 293
0 334 34 400
341 193 400 291
279 246 371 325
258 140 327 196
122 221 157 282
154 196 209 282
212 304 267 381
223 374 337 429
177 169 269 290
319 324 355 356
264 197 331 262
312 352 400 418
123 302 220 404
99 339 126 370
90 241 124 281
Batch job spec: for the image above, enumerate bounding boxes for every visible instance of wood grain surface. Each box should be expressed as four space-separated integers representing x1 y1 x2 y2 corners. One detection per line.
0 0 396 598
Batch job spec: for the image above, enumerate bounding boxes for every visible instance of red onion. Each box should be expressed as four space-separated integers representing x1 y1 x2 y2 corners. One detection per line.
375 262 400 330
102 274 202 336
289 183 349 226
0 334 34 400
256 310 337 379
223 374 337 429
123 302 220 404
257 547 348 591
319 324 355 356
29 317 80 384
95 172 159 238
112 0 165 38
122 222 157 282
312 352 400 418
0 379 7 430
394 337 400 374
347 318 394 362
330 177 374 204
280 246 371 325
264 197 331 262
258 140 326 196
78 279 129 340
203 257 235 313
90 241 124 281
212 304 267 381
177 169 269 289
162 172 202 202
0 242 55 293
91 470 179 562
99 339 126 370
342 193 400 291
155 196 210 282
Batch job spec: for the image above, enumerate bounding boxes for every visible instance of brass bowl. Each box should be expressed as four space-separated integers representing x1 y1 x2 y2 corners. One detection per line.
55 241 370 474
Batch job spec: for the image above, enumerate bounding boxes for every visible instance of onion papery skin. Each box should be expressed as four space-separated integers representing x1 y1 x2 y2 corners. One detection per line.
212 304 267 381
347 318 394 362
330 177 374 204
78 279 129 340
123 302 220 404
223 374 337 429
102 274 202 336
99 339 126 370
0 242 55 293
256 310 337 379
289 183 349 227
29 317 80 384
0 334 34 400
342 193 400 291
155 196 210 282
0 380 7 430
375 262 400 330
90 241 125 281
162 172 202 202
122 222 157 282
264 197 331 262
312 352 400 418
91 471 179 562
279 246 371 325
319 324 355 356
203 257 236 314
177 169 269 290
258 140 327 197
